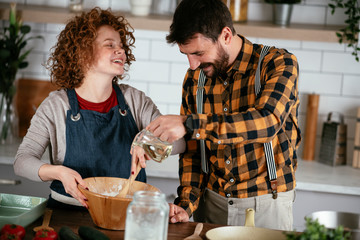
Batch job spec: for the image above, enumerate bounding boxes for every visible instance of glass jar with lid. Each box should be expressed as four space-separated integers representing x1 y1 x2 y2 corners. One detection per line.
124 191 169 240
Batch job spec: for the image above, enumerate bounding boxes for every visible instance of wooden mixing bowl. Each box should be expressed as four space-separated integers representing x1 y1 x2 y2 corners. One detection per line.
78 177 160 230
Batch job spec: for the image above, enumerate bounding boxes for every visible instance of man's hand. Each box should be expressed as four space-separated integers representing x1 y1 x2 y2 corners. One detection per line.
146 115 187 143
168 203 190 223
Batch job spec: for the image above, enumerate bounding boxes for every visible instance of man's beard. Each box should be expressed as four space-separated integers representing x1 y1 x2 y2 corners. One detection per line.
199 44 229 78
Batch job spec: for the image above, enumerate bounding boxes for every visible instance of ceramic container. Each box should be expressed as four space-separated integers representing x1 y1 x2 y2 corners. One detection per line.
130 0 152 16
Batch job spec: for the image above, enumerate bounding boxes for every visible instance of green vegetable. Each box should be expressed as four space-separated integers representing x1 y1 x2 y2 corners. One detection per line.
78 226 109 240
58 226 81 240
284 217 351 240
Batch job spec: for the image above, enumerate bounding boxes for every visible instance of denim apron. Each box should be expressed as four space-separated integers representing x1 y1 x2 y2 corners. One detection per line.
50 84 146 202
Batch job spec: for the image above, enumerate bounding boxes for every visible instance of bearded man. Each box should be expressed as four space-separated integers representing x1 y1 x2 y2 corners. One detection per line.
145 0 301 231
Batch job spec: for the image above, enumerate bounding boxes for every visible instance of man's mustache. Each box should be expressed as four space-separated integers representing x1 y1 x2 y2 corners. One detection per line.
199 63 212 69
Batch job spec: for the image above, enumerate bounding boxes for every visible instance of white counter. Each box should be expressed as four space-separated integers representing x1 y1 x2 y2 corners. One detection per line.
295 159 360 196
2 141 360 196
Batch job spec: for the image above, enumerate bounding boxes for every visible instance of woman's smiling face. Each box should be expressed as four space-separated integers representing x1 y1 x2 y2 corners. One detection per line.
90 25 126 78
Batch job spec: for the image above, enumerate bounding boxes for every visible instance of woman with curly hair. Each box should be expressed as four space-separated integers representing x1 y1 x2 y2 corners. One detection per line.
14 7 184 209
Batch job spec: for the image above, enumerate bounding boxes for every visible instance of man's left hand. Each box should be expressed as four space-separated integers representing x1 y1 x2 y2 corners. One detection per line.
146 115 187 143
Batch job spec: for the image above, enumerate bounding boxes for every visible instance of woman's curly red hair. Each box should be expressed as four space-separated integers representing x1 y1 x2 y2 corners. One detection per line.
47 7 135 89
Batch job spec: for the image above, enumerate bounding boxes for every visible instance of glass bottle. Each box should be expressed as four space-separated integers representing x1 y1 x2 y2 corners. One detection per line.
132 129 173 163
124 191 169 240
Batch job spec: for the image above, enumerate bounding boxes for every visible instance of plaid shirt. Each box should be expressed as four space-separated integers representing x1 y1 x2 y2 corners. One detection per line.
175 35 301 216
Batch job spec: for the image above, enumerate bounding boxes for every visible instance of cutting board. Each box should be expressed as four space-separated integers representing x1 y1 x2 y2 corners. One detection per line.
14 78 58 137
353 107 360 168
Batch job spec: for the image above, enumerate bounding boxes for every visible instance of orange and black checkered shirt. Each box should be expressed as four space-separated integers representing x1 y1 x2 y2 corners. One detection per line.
175 35 301 216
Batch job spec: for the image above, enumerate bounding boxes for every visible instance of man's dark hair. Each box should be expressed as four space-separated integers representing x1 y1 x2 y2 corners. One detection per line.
166 0 236 45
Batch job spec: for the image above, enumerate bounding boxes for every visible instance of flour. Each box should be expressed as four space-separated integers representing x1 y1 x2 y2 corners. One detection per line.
97 184 123 197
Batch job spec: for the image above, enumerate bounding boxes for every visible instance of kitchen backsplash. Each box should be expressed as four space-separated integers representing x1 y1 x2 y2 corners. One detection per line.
2 0 360 166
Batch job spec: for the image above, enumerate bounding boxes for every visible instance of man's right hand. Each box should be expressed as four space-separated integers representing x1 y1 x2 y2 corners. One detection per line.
146 115 187 143
168 203 190 223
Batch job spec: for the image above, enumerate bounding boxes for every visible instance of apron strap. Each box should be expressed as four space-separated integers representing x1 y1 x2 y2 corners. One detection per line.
197 70 208 174
67 84 129 119
255 45 278 199
113 84 128 116
66 89 81 121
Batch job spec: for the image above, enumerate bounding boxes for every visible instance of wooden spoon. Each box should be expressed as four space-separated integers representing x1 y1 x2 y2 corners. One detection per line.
116 163 142 198
184 223 203 240
33 208 54 232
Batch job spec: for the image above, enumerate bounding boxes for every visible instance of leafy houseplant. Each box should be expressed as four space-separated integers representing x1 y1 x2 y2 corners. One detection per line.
264 0 301 26
328 0 360 62
0 3 42 143
284 217 351 240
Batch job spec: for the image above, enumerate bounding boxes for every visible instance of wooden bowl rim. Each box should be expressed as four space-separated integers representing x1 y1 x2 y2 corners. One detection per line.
78 176 159 201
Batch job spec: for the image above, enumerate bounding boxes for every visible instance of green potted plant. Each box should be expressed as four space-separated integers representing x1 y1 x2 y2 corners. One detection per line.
0 3 42 144
328 0 360 62
284 217 351 240
264 0 302 26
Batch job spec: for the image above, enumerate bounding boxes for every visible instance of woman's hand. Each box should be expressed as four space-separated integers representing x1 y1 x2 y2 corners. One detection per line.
168 203 190 223
38 164 88 208
130 145 151 175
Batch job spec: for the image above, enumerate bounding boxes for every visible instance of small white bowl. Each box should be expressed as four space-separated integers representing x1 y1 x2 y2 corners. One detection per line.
130 0 152 16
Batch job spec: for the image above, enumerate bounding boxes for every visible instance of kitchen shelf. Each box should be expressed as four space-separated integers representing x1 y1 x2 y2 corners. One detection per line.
0 3 343 42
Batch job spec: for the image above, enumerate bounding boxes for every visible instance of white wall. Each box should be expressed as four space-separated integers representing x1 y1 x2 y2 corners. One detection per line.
2 0 360 169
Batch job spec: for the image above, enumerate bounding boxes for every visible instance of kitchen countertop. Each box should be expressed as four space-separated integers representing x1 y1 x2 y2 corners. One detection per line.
295 159 360 196
24 208 224 240
2 141 360 196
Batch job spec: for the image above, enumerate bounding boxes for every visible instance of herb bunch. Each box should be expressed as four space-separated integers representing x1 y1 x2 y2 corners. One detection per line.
285 217 351 240
0 3 42 142
329 0 360 62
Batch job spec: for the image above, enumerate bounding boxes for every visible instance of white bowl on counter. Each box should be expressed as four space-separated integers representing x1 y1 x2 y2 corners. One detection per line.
130 0 152 16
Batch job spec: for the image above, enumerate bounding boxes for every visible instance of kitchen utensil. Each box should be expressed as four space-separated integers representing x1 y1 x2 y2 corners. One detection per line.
353 107 360 169
0 179 21 185
206 208 286 240
116 163 142 198
132 129 173 163
78 177 160 230
303 93 320 160
307 211 360 240
307 211 360 229
0 193 47 229
319 112 347 166
184 223 203 240
33 208 54 232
